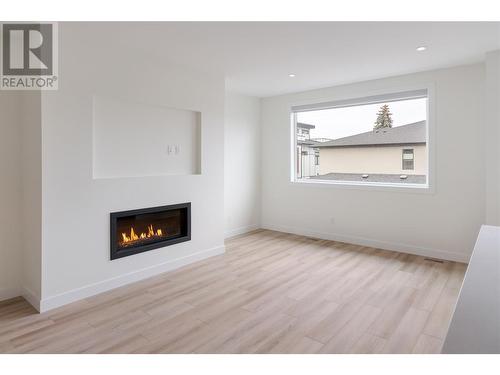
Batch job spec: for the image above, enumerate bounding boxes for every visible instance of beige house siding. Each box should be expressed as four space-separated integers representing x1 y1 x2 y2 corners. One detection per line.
319 144 427 175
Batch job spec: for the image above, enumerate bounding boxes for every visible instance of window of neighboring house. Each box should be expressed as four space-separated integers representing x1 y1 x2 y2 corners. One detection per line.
291 89 429 188
402 149 414 170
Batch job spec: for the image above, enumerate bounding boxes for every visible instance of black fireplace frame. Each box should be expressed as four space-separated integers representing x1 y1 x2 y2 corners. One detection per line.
110 202 191 260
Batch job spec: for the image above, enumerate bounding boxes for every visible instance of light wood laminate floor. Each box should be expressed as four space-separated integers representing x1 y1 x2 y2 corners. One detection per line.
0 230 467 354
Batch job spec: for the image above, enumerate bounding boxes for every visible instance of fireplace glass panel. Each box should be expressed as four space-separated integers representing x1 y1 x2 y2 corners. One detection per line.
110 203 190 260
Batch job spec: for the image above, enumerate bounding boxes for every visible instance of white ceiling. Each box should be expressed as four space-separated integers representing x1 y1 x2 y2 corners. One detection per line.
80 22 500 97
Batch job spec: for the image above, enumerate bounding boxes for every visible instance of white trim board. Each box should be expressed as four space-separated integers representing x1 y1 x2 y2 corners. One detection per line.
22 287 41 312
0 286 41 312
261 223 470 263
224 224 260 239
0 286 22 303
39 245 225 313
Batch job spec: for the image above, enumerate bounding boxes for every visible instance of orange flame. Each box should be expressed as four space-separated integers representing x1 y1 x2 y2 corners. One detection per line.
121 224 164 244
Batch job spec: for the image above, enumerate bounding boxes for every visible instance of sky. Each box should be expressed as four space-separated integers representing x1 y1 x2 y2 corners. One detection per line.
297 97 427 140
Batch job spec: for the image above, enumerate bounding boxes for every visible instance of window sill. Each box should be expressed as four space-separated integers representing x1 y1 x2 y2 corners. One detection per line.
291 178 434 194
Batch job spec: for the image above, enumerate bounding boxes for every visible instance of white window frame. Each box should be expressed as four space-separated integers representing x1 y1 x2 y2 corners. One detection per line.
290 85 435 193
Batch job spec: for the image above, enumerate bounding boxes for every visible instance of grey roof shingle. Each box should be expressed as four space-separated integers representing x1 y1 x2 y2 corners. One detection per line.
315 121 426 148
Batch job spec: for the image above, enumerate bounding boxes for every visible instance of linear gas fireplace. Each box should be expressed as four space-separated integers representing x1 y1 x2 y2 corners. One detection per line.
110 203 191 260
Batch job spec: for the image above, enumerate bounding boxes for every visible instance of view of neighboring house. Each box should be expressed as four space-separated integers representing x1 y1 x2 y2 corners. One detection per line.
315 121 427 183
297 121 427 184
296 122 320 178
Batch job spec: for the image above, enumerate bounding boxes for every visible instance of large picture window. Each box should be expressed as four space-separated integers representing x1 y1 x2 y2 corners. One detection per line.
291 89 429 187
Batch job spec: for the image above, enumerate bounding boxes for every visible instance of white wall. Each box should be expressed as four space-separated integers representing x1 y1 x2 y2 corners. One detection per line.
261 64 485 262
485 51 500 226
21 92 42 308
0 91 42 306
0 92 22 301
38 23 225 311
224 92 262 238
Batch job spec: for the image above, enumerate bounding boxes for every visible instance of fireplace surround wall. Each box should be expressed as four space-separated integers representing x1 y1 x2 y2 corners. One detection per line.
110 203 191 260
17 24 225 312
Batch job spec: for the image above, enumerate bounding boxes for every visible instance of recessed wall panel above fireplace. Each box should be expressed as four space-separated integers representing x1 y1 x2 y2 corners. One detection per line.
110 203 191 260
93 96 201 179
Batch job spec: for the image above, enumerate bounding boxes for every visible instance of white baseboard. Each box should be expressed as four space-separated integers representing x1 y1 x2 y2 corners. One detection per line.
39 245 225 312
0 286 41 312
0 286 21 302
262 223 470 263
22 287 41 312
225 224 260 239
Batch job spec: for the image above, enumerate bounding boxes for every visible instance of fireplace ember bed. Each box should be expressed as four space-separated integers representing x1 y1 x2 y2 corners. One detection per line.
110 203 191 260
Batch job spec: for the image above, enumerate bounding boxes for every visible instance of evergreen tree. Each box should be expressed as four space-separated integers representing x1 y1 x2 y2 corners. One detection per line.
374 104 393 130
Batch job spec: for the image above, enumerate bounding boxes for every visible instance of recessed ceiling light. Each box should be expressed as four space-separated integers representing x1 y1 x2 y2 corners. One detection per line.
416 46 427 52
288 73 296 78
